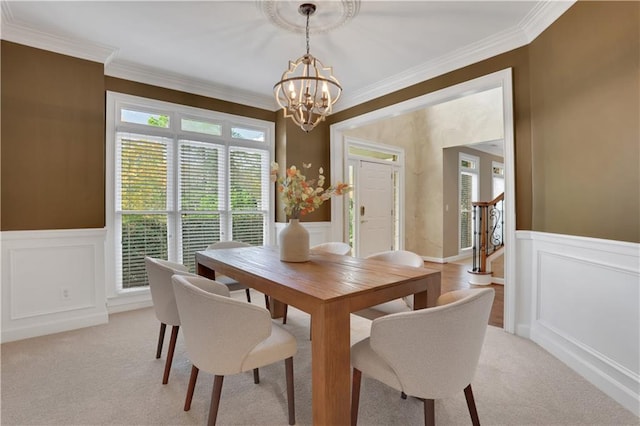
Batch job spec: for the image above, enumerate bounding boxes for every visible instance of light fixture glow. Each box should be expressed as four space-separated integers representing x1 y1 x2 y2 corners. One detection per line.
273 3 342 133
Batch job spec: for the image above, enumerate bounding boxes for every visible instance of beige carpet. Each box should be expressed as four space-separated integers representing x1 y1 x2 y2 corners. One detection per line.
1 290 638 426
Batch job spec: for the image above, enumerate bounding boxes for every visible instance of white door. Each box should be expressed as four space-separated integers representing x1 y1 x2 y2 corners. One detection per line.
357 161 394 258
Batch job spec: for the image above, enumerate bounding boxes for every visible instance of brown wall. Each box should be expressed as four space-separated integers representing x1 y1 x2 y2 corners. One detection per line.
529 1 639 242
328 46 533 232
1 41 105 230
2 1 637 242
105 77 275 122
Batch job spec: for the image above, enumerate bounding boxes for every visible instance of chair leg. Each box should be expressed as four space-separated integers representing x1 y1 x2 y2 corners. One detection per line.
285 357 295 425
351 368 362 426
423 398 435 426
156 323 166 359
184 365 199 411
282 304 288 324
253 368 260 384
245 288 252 303
464 384 480 426
264 295 270 310
208 375 224 426
162 325 179 384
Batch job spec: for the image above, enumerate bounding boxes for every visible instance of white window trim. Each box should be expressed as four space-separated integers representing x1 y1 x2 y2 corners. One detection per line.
459 152 480 254
105 92 275 302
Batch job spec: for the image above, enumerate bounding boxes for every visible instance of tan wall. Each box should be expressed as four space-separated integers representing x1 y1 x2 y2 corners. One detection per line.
1 41 105 230
344 89 504 259
329 46 533 233
529 1 639 242
331 1 639 244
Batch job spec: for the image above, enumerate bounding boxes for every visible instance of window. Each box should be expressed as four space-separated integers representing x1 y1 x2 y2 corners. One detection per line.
492 161 505 199
107 93 274 292
459 153 479 252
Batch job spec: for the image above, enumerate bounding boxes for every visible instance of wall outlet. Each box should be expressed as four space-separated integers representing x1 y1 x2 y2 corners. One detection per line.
61 287 70 300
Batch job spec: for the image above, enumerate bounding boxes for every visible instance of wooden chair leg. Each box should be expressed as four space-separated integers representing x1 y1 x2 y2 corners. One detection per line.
264 295 270 310
245 288 251 303
282 304 288 324
464 384 480 426
208 375 224 426
285 357 295 425
351 368 362 426
184 365 199 411
162 325 179 384
424 398 435 426
156 323 166 359
253 368 260 384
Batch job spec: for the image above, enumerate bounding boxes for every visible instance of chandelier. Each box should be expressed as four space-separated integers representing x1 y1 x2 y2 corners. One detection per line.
273 3 342 133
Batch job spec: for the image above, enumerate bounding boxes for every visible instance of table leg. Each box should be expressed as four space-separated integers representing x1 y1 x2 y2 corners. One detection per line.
311 300 351 425
413 273 442 309
269 298 286 320
197 262 216 280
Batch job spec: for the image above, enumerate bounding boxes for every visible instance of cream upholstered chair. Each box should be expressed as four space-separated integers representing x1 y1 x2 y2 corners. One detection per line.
172 274 297 426
350 288 495 426
206 241 253 302
355 250 425 319
366 249 423 267
310 241 352 255
144 256 194 384
281 241 352 325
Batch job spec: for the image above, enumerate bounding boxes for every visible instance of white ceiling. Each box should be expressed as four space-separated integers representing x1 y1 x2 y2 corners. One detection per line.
1 1 574 112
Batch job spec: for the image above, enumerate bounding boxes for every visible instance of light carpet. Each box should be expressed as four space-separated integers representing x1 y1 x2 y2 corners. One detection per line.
1 290 638 426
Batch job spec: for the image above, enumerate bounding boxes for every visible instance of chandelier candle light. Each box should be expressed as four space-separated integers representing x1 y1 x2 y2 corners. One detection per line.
271 162 351 262
273 3 342 133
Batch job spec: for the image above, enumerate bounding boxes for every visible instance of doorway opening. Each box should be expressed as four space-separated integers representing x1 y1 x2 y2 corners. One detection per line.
345 138 404 257
330 68 515 333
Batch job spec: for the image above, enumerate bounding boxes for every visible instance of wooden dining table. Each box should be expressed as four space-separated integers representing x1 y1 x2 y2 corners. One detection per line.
196 245 441 426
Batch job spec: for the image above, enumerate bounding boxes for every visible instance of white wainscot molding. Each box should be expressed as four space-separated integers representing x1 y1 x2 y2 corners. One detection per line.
274 221 334 249
517 231 640 416
1 229 108 343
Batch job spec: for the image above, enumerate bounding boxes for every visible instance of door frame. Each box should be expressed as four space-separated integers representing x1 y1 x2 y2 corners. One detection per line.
346 138 405 257
330 68 516 333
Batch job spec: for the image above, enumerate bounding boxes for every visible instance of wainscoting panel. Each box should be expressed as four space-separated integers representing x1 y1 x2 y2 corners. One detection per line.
522 231 640 416
1 229 108 343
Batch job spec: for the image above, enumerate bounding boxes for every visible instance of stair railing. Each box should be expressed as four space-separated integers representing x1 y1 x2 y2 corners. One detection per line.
471 193 504 273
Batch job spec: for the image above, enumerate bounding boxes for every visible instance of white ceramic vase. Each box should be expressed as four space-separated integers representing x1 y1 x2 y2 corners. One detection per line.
279 219 310 262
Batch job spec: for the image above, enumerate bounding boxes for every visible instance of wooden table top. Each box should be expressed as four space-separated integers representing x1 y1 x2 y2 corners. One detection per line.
196 245 441 314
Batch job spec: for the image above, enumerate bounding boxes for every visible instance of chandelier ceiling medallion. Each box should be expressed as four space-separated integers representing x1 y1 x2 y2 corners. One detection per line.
273 3 342 133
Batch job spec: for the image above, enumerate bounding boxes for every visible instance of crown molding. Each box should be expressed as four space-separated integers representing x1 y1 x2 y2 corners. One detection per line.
0 2 116 64
105 61 278 112
334 25 529 113
519 0 576 42
2 0 576 114
333 0 575 113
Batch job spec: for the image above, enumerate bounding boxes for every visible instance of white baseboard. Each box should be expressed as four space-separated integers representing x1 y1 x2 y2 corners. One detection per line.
1 312 108 343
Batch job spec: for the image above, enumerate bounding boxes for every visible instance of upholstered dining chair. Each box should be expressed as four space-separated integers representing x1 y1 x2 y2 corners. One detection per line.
310 241 352 255
354 250 425 319
172 274 297 426
281 241 352 325
144 256 194 384
206 241 253 302
350 288 495 426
